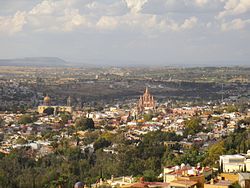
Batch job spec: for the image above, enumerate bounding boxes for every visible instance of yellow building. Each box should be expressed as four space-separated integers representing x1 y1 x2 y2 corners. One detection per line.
38 95 73 114
204 179 232 188
169 180 198 188
177 175 205 188
163 166 206 188
220 173 239 183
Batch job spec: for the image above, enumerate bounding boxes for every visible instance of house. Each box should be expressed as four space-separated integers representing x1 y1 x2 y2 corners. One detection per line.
163 165 207 188
169 180 197 188
204 179 232 188
219 155 246 172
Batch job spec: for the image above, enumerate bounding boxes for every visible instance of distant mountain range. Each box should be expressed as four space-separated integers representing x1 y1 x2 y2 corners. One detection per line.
0 57 70 67
0 57 249 68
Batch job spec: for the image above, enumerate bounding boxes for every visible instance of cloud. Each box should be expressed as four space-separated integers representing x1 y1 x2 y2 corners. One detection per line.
96 16 118 30
0 0 202 34
0 0 248 35
221 18 250 31
180 17 198 30
124 0 148 13
29 0 55 15
63 9 90 31
94 13 198 32
195 0 208 7
85 1 127 16
0 11 26 35
0 0 249 65
218 0 250 18
155 16 198 32
26 0 91 32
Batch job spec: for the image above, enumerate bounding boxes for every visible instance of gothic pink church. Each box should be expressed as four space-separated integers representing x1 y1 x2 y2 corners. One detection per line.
138 87 156 112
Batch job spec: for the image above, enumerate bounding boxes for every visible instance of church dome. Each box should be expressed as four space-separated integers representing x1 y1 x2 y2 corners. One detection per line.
44 95 51 105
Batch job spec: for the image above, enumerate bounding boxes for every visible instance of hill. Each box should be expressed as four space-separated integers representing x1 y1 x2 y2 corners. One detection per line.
0 57 69 67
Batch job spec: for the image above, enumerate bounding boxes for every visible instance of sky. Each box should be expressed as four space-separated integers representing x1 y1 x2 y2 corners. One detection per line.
0 0 250 66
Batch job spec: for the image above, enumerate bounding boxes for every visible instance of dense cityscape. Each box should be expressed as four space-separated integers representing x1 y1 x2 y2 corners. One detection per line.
1 0 250 187
0 66 249 188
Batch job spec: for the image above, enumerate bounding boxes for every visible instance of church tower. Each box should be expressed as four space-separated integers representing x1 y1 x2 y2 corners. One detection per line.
67 96 72 107
138 87 156 112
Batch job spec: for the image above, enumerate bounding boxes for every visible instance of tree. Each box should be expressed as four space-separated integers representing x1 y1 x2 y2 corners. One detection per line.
225 105 238 113
203 141 226 167
18 114 35 125
16 137 28 145
143 114 153 121
143 170 158 182
224 129 250 154
43 107 54 115
184 117 202 136
60 113 72 125
0 118 3 126
75 117 95 131
229 182 241 188
94 138 112 151
237 117 250 126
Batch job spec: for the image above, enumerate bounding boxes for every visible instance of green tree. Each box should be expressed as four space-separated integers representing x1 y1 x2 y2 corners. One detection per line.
75 117 95 131
60 113 72 125
16 137 28 145
184 117 202 136
225 105 238 113
143 170 158 182
43 107 54 115
203 141 226 167
18 114 35 125
143 114 153 121
224 130 250 154
229 182 241 188
94 138 112 151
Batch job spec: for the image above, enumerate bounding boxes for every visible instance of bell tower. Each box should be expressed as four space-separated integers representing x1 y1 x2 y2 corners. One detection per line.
67 96 72 107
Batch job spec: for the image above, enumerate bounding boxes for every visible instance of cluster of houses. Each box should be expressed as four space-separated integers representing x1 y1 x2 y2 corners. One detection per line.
0 98 249 158
0 89 249 188
92 154 250 188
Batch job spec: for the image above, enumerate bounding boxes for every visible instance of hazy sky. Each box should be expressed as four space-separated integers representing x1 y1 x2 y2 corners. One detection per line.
0 0 250 66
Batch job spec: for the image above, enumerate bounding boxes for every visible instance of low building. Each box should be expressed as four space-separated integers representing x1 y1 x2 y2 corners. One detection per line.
219 155 246 172
204 179 232 188
122 182 169 188
220 173 239 183
169 180 197 188
163 165 208 188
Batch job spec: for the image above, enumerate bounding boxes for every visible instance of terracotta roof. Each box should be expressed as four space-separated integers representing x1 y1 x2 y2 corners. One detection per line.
170 180 197 186
122 182 169 188
213 180 232 186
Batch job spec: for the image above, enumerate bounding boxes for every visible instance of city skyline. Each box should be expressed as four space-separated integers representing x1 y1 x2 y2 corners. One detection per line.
0 0 250 66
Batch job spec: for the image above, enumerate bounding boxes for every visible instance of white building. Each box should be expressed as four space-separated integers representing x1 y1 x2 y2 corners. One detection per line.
219 154 247 172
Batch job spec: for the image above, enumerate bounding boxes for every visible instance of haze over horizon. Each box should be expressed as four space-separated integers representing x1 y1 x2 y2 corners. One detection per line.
0 0 250 66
